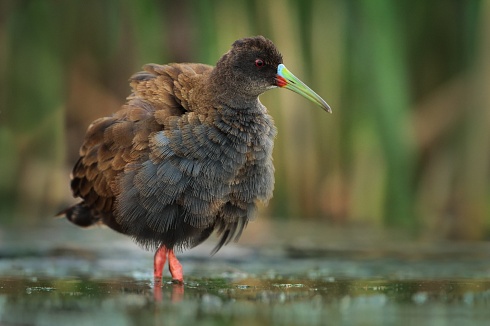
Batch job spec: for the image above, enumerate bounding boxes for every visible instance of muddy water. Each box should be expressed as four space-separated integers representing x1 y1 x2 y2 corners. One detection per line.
1 220 490 325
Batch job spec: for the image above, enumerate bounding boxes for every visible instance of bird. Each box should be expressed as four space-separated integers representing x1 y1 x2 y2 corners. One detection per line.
59 36 331 283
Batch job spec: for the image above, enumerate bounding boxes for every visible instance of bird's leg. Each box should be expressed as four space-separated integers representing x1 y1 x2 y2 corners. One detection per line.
168 249 184 283
154 246 184 283
154 246 168 279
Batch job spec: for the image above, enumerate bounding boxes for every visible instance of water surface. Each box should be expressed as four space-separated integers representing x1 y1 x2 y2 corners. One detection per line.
1 220 490 325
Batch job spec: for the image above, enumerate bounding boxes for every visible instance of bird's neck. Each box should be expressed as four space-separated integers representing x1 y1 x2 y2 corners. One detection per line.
207 69 262 111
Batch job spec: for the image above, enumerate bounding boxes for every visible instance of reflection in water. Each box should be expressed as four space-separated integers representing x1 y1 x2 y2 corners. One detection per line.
2 223 490 324
1 276 490 325
153 279 184 302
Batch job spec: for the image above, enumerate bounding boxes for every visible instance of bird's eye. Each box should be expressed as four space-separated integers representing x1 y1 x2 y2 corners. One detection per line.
255 59 265 68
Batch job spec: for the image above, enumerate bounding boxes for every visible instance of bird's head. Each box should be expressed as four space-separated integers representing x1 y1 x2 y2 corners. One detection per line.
215 36 331 113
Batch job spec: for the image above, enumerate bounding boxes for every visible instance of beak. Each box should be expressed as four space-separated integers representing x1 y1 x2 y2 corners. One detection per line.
276 64 332 113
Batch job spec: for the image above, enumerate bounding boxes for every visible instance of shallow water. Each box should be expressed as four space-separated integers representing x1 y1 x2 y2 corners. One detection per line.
1 220 490 325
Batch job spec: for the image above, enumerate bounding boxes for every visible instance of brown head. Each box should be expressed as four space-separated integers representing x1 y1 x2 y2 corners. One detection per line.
212 36 331 112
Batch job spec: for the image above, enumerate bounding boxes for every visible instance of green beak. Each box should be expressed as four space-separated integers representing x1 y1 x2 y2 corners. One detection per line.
276 64 332 113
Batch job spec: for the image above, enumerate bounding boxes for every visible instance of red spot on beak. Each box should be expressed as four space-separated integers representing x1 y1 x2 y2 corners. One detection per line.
275 75 288 88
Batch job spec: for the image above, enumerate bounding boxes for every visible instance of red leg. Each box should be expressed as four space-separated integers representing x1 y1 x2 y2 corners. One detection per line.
154 246 168 279
153 246 184 301
168 249 184 283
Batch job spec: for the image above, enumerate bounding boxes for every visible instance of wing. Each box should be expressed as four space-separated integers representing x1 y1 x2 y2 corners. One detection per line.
69 63 213 232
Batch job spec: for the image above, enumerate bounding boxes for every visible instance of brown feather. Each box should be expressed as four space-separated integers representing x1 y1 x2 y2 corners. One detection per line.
64 37 284 253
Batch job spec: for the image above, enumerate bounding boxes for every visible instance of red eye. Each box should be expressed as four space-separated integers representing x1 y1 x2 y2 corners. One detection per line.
255 59 265 68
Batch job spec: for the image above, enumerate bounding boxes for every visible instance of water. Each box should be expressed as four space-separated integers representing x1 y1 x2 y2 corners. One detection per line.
1 220 490 325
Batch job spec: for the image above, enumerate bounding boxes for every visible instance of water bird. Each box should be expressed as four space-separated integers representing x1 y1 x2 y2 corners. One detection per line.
59 36 331 283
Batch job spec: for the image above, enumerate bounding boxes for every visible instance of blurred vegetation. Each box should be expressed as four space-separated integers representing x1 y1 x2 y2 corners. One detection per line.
0 0 488 240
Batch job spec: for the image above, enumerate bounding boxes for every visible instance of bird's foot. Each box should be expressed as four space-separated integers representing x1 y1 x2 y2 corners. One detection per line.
168 249 184 283
154 246 184 283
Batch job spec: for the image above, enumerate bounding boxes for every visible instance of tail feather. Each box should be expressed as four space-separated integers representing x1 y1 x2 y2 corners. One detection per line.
56 202 99 228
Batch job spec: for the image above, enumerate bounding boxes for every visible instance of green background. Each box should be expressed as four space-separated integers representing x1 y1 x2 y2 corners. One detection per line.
0 0 488 240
